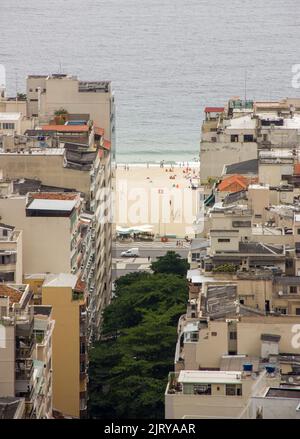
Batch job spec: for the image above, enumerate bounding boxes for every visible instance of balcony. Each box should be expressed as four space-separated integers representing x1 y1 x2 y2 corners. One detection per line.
16 340 35 359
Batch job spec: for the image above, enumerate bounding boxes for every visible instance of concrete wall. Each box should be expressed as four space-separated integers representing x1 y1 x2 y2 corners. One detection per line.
251 396 300 419
237 318 300 356
39 78 111 139
237 279 272 311
0 323 15 396
200 141 257 182
0 197 71 274
248 186 270 222
0 154 91 196
196 321 228 368
165 392 248 419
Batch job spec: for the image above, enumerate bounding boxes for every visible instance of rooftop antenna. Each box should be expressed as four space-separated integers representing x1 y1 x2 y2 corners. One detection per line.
59 60 62 74
244 69 247 103
15 68 19 105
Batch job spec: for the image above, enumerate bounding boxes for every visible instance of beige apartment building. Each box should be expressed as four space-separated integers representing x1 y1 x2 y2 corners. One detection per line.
41 274 87 418
0 283 54 418
166 368 281 419
0 223 22 283
0 72 114 340
26 74 115 143
200 97 300 183
33 305 55 419
0 192 82 274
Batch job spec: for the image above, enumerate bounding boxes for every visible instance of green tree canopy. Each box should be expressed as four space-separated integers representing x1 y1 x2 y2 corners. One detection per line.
150 251 189 277
89 253 189 419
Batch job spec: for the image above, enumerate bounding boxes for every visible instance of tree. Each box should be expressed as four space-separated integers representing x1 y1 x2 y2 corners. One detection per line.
89 262 188 419
151 251 189 277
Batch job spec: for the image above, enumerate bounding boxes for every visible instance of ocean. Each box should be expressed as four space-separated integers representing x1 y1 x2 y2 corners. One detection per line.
1 0 300 163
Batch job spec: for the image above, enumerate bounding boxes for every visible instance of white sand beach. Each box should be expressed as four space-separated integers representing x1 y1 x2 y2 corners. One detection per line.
114 162 200 238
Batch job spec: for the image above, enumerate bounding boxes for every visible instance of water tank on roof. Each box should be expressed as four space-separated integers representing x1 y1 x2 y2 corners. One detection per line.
265 366 276 374
243 363 253 372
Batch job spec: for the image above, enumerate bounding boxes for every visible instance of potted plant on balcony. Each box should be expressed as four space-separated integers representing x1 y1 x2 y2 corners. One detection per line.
54 108 68 125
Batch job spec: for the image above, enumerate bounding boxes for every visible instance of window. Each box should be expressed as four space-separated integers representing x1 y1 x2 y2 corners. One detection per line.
0 272 14 282
296 308 300 316
211 332 217 336
231 134 239 142
29 88 33 92
3 123 15 130
226 384 242 396
290 286 297 294
298 228 300 235
192 252 201 261
30 98 38 102
244 134 254 142
232 221 251 228
193 384 211 395
230 332 237 340
275 307 287 315
255 214 262 219
218 238 230 242
2 229 8 237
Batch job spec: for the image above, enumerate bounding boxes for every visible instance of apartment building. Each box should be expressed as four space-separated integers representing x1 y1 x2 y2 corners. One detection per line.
33 305 54 419
0 192 83 274
41 274 87 419
26 74 115 146
170 99 300 417
166 268 300 418
200 97 300 183
166 368 281 419
0 223 22 283
0 73 114 339
0 112 34 135
0 284 33 417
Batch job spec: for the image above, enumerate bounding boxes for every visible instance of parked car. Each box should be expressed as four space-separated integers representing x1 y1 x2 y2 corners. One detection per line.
121 248 140 257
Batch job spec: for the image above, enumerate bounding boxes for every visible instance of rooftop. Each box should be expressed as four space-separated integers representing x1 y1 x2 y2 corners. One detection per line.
220 355 260 372
94 126 104 136
266 388 300 399
27 198 77 212
178 370 242 384
238 242 284 255
225 159 258 176
43 273 78 289
204 107 224 113
227 115 256 130
0 285 22 304
30 192 79 201
0 397 24 419
40 125 89 133
34 305 52 317
0 112 22 121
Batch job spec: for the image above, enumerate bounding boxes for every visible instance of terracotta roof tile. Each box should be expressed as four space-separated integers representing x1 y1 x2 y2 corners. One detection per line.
41 125 89 133
29 192 79 200
204 107 224 113
103 139 111 150
0 285 22 304
74 278 86 293
94 126 104 136
218 174 252 192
